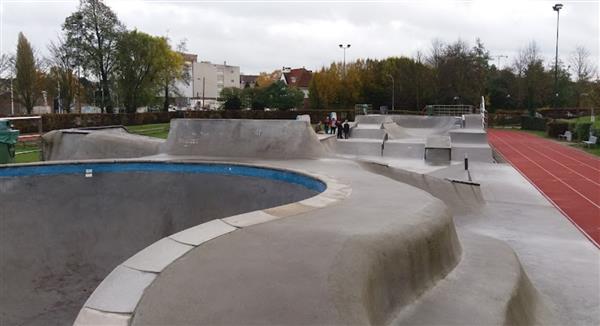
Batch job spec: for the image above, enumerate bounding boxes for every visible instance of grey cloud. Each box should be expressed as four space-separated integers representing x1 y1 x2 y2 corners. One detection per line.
1 0 597 75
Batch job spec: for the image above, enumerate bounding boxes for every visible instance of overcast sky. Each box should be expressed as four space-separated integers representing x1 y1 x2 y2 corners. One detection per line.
0 0 598 75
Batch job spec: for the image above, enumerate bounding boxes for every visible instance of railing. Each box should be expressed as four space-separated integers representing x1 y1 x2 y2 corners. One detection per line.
425 105 474 116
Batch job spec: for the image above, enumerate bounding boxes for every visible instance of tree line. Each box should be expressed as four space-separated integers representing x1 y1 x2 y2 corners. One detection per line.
3 0 187 114
308 39 598 112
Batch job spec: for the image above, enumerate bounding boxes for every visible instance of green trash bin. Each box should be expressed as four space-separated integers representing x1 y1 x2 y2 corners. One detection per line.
0 120 19 164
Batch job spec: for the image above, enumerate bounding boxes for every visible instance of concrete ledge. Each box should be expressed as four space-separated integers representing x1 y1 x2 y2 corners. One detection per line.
123 238 194 273
223 211 280 228
169 219 237 246
83 265 156 313
73 308 131 326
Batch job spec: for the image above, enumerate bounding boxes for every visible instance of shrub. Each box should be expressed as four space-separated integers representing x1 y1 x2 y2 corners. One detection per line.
521 116 547 131
574 122 593 141
546 119 570 138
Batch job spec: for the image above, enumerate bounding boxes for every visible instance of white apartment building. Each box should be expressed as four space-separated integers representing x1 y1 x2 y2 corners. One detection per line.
174 54 241 110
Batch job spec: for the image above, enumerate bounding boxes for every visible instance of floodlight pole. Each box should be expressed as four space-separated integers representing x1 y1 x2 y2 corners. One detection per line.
387 74 395 111
339 44 351 76
10 73 14 115
553 3 563 108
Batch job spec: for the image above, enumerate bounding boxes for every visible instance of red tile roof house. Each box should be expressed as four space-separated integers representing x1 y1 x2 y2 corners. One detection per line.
281 68 312 109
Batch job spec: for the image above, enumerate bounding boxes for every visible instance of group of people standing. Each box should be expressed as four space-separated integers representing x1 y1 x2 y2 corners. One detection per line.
321 116 350 139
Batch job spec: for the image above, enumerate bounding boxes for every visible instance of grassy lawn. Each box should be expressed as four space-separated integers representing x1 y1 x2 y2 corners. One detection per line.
14 142 41 164
126 123 170 139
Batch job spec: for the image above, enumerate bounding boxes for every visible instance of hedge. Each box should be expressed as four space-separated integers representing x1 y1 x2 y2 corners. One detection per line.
9 109 356 134
574 122 593 141
546 119 570 138
521 116 547 131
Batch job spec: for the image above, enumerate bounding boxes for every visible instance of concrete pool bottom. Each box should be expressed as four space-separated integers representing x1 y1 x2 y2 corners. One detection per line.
0 162 328 326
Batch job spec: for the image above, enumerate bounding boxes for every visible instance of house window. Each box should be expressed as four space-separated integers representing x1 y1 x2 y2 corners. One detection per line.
291 77 297 83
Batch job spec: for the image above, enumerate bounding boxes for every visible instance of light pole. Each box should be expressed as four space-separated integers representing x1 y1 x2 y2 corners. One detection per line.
387 74 395 111
10 72 14 115
338 44 351 76
553 3 563 108
494 55 508 69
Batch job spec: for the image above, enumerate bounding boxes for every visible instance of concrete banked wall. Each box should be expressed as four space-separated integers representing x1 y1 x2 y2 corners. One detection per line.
164 119 326 159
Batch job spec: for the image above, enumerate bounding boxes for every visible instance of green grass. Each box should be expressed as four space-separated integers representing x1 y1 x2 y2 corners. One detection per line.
14 142 41 164
520 129 548 139
126 123 170 139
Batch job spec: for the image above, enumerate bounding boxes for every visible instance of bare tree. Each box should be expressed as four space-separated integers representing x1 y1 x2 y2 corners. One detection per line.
48 36 78 112
426 38 445 69
513 41 542 76
570 46 596 82
0 54 13 78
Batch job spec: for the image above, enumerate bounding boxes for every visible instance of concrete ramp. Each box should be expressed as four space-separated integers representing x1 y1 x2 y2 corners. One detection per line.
382 122 411 139
42 127 162 161
164 119 326 159
463 114 483 129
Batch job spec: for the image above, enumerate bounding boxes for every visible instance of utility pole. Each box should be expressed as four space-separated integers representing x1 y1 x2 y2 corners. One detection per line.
553 3 563 108
338 44 351 76
387 74 395 111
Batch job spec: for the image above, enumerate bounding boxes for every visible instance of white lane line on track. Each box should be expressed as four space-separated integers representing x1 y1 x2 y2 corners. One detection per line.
487 134 600 249
489 132 600 209
512 138 600 187
517 132 600 172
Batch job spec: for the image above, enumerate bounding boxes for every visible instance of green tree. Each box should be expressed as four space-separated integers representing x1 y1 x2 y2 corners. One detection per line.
160 40 187 112
14 32 41 114
308 77 323 109
63 0 125 112
263 81 304 110
219 87 243 110
114 30 172 113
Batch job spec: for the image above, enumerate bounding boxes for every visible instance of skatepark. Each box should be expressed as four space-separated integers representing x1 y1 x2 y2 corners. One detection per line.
0 115 598 326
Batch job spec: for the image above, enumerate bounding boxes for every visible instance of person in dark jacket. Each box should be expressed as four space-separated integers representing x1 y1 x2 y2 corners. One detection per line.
336 120 343 139
343 121 350 139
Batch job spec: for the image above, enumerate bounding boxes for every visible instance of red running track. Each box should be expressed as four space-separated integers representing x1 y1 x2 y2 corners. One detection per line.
488 129 600 247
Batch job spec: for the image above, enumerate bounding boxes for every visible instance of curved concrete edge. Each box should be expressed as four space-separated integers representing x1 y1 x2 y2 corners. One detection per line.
329 200 462 325
72 163 352 326
392 232 557 325
73 308 131 326
358 160 485 215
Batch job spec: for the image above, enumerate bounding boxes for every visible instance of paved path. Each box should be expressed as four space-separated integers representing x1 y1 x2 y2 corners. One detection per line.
488 129 600 247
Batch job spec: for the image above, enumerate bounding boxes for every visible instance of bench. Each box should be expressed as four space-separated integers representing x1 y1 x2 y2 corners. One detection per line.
558 131 572 142
583 136 597 148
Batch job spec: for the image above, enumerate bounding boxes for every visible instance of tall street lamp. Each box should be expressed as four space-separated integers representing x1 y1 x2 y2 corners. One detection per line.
339 44 351 76
387 74 395 111
553 3 563 108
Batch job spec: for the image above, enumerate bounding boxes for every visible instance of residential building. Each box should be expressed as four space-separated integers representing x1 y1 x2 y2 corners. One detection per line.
190 61 240 110
281 67 313 109
240 75 258 88
172 53 241 110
